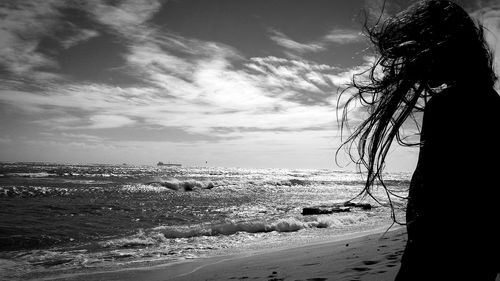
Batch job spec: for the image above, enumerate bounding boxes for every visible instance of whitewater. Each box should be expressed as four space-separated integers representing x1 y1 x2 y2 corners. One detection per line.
0 162 410 280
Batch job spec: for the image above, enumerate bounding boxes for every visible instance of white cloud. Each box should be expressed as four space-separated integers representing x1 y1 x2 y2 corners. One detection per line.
88 0 162 38
87 115 136 129
323 29 363 44
0 0 354 138
268 28 326 53
127 43 193 76
23 138 117 151
61 28 100 49
327 56 377 86
267 27 363 55
0 1 100 79
0 0 420 169
245 56 339 94
0 20 373 138
41 132 105 142
0 0 160 80
0 1 61 75
0 0 377 152
0 52 342 135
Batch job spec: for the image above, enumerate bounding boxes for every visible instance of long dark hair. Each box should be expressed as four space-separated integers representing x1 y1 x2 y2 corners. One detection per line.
337 0 496 222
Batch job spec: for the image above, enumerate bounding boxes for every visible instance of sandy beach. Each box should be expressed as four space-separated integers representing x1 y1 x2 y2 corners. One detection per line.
50 227 410 281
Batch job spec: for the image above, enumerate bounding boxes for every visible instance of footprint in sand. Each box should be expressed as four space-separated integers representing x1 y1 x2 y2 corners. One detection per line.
268 271 284 281
362 260 379 266
352 267 371 272
294 277 328 281
385 254 399 261
302 262 320 267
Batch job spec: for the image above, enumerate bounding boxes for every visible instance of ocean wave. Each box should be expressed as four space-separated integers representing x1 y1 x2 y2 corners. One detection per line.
122 180 215 192
0 186 71 197
3 172 56 178
101 214 369 248
120 184 171 193
99 230 168 248
162 214 368 238
253 178 311 187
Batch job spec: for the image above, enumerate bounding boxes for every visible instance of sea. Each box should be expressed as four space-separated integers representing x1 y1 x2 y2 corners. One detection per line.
0 162 410 280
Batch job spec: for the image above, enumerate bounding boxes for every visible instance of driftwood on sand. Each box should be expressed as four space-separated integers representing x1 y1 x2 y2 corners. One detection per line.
302 202 373 215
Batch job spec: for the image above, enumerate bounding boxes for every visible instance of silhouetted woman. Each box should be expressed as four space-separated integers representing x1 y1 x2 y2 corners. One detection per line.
339 1 499 280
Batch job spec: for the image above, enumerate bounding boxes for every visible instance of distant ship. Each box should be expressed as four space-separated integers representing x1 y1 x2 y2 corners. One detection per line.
157 162 182 167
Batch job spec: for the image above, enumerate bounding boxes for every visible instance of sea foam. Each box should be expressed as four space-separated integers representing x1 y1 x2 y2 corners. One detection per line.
101 213 370 249
122 180 214 192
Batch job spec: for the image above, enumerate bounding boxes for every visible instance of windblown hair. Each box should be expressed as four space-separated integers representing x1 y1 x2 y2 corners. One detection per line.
338 0 496 221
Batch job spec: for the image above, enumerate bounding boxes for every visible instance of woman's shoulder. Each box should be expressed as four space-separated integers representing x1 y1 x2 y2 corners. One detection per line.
423 85 500 130
426 85 500 110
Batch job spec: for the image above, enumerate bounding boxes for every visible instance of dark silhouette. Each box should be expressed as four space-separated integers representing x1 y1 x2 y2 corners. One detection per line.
338 1 500 280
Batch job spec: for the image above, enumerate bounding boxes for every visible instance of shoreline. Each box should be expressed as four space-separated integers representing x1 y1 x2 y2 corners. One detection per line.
44 226 407 281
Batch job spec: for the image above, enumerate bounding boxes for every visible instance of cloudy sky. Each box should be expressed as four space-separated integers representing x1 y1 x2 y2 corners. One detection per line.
1 0 499 170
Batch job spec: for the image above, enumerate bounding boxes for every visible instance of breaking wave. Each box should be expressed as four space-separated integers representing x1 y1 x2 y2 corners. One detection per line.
1 172 56 178
122 180 215 192
0 179 216 197
0 186 72 197
100 214 368 248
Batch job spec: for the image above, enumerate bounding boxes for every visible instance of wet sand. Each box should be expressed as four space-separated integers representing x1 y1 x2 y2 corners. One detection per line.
55 227 413 281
